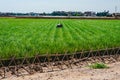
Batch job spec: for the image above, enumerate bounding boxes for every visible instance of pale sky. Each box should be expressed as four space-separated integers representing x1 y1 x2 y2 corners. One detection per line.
0 0 120 13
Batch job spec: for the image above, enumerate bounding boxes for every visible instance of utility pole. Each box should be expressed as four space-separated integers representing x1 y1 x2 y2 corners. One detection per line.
114 6 118 18
67 12 71 18
115 6 117 13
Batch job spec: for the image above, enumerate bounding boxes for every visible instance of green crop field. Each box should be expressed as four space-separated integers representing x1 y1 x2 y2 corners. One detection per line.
0 18 120 59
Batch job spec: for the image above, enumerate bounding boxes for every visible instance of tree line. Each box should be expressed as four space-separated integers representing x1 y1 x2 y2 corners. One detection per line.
0 11 113 17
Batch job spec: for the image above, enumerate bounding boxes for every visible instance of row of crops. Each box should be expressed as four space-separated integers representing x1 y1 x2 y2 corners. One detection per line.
0 18 120 59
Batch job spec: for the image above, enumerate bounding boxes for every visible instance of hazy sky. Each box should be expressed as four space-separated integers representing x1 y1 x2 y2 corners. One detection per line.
0 0 120 13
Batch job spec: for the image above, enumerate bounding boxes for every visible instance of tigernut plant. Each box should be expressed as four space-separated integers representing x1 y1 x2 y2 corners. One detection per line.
0 18 120 59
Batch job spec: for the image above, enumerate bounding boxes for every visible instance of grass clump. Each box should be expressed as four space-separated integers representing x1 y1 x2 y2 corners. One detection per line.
89 63 109 69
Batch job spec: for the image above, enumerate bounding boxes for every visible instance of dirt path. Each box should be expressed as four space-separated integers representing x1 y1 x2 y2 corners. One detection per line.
2 61 120 80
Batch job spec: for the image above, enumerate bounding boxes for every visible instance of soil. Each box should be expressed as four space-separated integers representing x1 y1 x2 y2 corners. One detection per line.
2 61 120 80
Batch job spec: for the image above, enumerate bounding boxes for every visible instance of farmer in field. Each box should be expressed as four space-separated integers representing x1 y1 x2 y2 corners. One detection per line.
57 23 63 28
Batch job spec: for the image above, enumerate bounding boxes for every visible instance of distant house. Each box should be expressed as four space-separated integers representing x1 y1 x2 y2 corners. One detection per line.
84 11 96 16
113 13 120 18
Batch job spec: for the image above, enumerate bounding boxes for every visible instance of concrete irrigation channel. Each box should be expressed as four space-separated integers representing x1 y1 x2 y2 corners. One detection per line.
0 47 120 79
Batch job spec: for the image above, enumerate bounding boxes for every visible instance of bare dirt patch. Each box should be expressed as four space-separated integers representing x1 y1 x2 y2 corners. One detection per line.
2 61 120 80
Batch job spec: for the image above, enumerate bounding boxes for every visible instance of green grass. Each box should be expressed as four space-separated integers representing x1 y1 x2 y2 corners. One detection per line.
0 18 120 59
89 63 109 69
